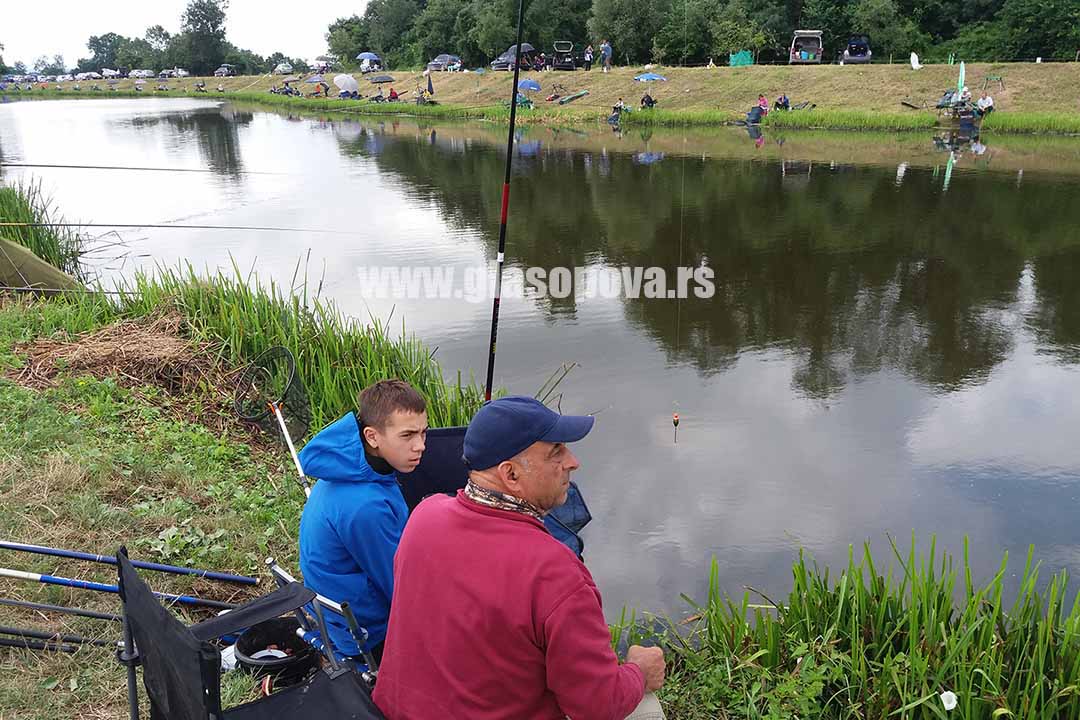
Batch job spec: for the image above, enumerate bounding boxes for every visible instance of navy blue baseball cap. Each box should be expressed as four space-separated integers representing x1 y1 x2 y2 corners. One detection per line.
463 395 594 470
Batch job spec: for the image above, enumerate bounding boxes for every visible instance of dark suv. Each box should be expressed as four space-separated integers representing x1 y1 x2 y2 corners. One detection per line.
427 54 462 72
551 41 575 70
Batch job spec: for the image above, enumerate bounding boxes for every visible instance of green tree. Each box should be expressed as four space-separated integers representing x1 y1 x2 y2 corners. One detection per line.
222 43 264 74
800 0 851 53
146 25 173 53
327 15 370 65
469 0 518 59
709 0 775 56
116 37 155 70
181 0 229 74
0 41 7 74
82 32 126 70
410 0 464 62
525 0 591 55
364 0 423 66
33 55 67 75
849 0 923 60
588 0 671 63
12 61 28 75
997 0 1080 59
652 0 721 64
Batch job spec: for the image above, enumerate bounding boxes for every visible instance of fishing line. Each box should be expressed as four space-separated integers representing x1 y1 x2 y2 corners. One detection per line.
0 163 283 175
0 222 349 234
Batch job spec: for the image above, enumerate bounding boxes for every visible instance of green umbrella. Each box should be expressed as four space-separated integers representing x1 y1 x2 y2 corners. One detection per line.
957 61 965 96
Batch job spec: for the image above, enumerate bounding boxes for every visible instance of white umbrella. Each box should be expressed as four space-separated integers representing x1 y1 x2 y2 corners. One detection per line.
333 74 359 93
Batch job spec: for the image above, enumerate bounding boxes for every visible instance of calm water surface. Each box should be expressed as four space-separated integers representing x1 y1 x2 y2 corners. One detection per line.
3 98 1080 617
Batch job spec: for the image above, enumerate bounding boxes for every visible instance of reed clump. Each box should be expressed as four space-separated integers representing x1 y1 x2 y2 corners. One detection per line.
0 180 86 279
615 535 1080 719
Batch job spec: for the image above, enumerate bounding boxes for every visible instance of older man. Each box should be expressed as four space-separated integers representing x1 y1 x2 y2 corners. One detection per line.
374 395 666 720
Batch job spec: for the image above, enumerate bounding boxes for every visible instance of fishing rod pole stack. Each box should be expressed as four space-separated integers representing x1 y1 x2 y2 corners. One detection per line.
0 540 259 653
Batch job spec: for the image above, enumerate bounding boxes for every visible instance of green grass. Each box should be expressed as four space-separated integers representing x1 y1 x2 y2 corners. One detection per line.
764 109 939 131
25 261 488 431
982 111 1080 135
614 536 1080 719
7 82 1080 134
0 180 86 279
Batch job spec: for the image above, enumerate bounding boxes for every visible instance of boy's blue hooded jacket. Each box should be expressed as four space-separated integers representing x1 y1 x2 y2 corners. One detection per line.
298 412 408 656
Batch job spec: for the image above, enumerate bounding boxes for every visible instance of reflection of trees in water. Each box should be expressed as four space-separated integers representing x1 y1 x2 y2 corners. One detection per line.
336 124 1080 395
125 108 252 178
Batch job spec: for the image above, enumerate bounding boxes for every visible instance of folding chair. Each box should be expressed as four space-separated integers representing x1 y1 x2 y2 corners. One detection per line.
263 558 380 685
115 549 385 720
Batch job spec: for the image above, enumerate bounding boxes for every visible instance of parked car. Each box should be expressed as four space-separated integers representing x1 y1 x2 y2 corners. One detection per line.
273 62 293 74
101 68 122 78
158 69 175 79
491 43 537 71
56 74 74 82
789 30 824 63
129 69 155 78
842 35 872 64
213 64 236 77
551 40 575 70
427 53 462 72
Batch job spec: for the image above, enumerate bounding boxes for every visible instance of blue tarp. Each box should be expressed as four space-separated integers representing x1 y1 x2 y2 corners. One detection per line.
634 72 667 82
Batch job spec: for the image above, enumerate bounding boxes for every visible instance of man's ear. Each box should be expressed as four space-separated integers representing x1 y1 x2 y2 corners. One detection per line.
362 424 379 448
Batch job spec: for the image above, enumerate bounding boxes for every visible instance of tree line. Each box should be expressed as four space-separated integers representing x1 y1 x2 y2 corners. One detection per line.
326 0 1080 69
0 1 308 77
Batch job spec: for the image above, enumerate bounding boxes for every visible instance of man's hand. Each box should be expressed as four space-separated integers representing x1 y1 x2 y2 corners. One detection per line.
626 645 665 692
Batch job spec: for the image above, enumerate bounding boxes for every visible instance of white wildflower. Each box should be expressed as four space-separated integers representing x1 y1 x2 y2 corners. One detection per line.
940 691 958 711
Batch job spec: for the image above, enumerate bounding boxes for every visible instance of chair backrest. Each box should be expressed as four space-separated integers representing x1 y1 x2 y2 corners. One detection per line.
117 552 223 720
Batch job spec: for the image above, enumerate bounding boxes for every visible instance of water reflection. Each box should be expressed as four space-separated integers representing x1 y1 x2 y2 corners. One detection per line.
335 123 1080 397
116 106 252 178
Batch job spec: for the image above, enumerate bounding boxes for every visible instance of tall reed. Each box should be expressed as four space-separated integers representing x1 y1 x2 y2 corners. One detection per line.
0 180 85 279
617 535 1080 719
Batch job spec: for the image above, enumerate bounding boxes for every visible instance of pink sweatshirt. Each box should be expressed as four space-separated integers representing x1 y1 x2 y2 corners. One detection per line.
373 492 645 720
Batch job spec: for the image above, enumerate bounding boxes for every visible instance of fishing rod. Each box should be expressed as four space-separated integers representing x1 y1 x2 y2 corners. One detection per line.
0 567 237 610
483 0 528 401
0 597 120 622
0 625 117 648
0 636 78 653
0 540 258 586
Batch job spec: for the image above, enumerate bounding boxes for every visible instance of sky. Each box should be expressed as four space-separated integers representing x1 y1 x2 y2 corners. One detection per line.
2 0 364 69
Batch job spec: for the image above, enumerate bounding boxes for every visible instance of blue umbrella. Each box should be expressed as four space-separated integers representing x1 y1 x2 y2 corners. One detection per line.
518 78 541 93
356 52 381 61
305 74 325 84
633 151 665 165
634 72 667 82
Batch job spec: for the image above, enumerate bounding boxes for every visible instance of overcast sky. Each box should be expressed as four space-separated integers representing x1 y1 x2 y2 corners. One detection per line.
3 0 364 69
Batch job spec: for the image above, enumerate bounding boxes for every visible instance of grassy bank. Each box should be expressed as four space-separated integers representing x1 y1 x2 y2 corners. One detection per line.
5 62 1080 133
622 539 1080 719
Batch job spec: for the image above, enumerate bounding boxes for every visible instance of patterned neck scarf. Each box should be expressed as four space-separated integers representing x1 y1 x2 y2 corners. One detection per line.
464 479 545 521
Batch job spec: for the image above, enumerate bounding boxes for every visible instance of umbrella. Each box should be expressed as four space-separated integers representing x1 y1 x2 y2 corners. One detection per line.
356 52 381 61
334 74 359 93
505 43 535 55
957 61 966 96
518 78 541 93
427 73 434 95
633 151 665 165
634 72 667 82
305 74 325 84
370 74 394 84
282 75 300 83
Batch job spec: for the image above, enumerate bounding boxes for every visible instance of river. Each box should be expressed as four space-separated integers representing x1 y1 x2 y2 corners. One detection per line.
2 97 1080 617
